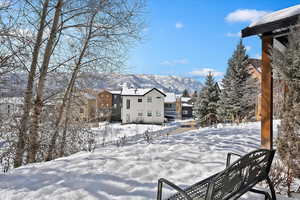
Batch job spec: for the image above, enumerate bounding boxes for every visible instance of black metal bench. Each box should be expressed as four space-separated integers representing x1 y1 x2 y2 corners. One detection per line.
157 149 276 200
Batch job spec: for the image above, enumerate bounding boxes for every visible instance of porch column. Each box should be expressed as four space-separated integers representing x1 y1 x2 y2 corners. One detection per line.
261 35 273 150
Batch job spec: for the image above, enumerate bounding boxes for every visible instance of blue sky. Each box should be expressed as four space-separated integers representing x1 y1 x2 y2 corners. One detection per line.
126 0 300 81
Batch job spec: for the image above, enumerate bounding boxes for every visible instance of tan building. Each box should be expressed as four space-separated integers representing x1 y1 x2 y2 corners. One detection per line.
77 89 120 122
95 90 113 121
247 58 262 121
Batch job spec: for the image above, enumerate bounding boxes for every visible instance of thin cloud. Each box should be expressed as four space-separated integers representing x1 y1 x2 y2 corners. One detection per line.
225 9 269 23
189 68 224 77
160 58 189 66
227 32 241 37
175 22 184 29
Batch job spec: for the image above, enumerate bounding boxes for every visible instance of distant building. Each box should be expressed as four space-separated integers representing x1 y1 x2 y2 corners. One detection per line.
164 93 182 121
80 89 122 122
164 93 177 121
121 88 166 124
247 58 262 121
110 90 122 121
95 90 113 121
181 97 193 119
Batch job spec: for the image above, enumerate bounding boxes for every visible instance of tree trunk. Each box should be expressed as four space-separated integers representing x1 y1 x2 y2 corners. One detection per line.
59 94 72 157
46 13 95 161
14 0 50 168
45 66 79 161
27 0 63 163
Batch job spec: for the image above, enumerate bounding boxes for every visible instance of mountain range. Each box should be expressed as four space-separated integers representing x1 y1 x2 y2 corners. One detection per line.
0 73 202 97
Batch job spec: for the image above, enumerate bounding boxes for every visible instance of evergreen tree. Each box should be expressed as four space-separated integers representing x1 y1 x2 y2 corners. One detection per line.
218 40 250 122
182 89 190 97
272 25 300 189
194 72 219 126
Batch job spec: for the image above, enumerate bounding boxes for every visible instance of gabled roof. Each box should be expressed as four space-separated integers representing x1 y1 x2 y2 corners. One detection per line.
121 88 166 97
242 4 300 37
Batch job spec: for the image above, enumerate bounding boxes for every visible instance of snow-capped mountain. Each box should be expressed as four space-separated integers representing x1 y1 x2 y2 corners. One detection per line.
78 73 202 93
0 73 202 97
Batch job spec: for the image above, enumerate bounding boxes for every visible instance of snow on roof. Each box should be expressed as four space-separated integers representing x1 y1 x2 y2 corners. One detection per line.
0 97 23 104
250 4 300 27
109 90 121 95
181 97 191 103
165 93 176 103
121 88 165 96
182 103 193 107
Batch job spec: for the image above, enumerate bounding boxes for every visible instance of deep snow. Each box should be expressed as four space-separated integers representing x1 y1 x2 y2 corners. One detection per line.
0 121 297 200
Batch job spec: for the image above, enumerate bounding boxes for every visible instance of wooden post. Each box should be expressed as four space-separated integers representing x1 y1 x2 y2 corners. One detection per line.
261 35 273 150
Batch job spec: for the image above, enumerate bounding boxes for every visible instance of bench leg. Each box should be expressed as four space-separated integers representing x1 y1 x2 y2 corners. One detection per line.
249 188 271 200
266 177 276 200
157 180 163 200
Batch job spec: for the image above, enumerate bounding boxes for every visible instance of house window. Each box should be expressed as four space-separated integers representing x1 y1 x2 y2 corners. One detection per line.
147 97 152 103
147 111 152 117
7 104 10 114
126 99 130 109
138 112 143 116
156 96 161 99
138 98 142 102
114 104 117 108
183 110 188 115
80 108 84 113
156 111 161 117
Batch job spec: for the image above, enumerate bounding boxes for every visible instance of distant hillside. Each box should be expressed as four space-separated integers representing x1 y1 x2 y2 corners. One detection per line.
78 73 202 93
0 73 202 96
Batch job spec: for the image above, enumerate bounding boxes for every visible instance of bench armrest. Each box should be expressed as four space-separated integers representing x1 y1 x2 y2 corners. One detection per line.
226 152 242 167
157 178 193 200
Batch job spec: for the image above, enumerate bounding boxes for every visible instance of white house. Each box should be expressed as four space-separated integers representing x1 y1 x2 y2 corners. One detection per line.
121 88 166 124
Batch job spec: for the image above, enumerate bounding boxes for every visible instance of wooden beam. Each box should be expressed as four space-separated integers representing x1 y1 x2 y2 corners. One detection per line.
242 14 299 38
261 36 273 150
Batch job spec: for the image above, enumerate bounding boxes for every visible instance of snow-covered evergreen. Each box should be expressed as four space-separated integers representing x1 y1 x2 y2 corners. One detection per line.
218 40 253 122
194 72 219 126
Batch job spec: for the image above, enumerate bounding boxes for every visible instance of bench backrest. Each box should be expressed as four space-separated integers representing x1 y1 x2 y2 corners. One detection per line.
206 149 275 200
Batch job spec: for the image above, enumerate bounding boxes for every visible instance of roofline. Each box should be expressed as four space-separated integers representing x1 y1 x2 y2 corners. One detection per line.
121 88 166 97
242 14 299 38
143 88 166 97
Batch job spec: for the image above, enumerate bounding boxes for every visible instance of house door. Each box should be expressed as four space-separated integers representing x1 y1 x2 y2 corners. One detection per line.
126 114 130 123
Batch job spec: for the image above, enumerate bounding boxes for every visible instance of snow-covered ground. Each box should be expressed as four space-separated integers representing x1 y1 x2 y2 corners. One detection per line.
0 121 297 200
91 121 183 145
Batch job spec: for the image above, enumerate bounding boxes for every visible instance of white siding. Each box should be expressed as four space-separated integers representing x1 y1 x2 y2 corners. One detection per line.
121 89 165 124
